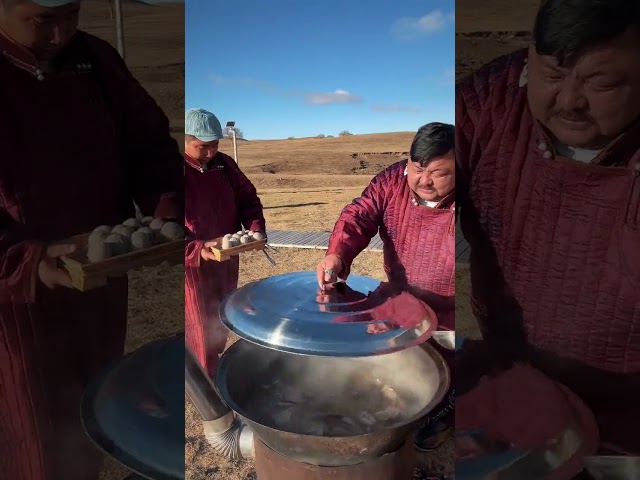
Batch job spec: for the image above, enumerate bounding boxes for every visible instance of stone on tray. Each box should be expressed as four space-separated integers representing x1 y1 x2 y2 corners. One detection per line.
123 217 141 228
105 233 130 256
88 229 109 247
112 224 135 238
131 230 153 250
160 221 184 241
149 218 165 232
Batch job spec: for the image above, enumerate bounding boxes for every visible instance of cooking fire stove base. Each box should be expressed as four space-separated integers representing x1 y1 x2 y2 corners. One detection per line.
254 438 415 480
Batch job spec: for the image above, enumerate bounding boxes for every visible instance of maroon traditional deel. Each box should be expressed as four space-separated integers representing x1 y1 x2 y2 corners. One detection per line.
457 48 640 454
326 160 456 331
0 31 182 479
184 152 265 378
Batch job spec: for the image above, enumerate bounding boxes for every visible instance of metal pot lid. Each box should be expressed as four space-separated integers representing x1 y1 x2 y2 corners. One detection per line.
81 335 185 480
220 271 437 357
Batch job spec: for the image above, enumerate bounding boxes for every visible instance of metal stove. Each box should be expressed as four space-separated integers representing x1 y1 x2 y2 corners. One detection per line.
253 436 415 479
187 271 452 479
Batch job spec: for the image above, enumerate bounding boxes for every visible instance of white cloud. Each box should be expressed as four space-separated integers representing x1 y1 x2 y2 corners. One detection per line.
390 10 453 40
210 74 426 110
306 89 363 105
371 104 422 113
210 74 364 106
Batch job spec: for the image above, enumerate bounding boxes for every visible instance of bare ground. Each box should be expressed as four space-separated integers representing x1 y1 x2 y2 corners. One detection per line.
455 0 538 81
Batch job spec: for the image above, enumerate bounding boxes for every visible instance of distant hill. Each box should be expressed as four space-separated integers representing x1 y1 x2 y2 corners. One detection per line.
218 131 415 177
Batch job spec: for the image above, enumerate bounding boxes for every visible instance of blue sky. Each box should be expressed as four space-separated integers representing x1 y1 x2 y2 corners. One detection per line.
186 0 454 140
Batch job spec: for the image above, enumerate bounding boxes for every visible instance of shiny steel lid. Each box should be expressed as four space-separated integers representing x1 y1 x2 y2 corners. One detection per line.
81 335 185 480
219 271 437 357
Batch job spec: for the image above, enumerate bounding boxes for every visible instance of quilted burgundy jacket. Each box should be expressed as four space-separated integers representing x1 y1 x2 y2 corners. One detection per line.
327 160 456 330
457 48 640 453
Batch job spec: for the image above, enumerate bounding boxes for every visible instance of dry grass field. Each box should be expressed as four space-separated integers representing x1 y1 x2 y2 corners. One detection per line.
221 132 413 231
80 0 540 478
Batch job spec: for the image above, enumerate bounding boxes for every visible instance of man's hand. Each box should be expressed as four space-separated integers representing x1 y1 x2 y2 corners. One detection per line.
200 240 220 261
38 244 77 289
316 253 345 288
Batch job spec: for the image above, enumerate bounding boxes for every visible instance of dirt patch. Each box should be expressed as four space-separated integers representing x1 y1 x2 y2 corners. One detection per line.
255 185 363 231
456 0 538 33
246 174 371 191
456 33 530 81
455 0 538 82
348 153 407 175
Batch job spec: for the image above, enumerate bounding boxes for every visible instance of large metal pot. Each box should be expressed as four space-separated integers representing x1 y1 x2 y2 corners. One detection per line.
215 337 449 466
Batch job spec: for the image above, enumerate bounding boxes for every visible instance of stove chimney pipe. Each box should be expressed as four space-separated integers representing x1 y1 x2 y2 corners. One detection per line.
185 344 254 459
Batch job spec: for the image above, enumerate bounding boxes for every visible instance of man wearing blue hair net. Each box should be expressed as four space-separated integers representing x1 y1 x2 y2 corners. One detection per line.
0 0 183 478
0 0 82 60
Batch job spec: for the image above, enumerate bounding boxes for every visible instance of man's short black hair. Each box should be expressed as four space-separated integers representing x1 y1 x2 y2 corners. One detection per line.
410 122 454 166
533 0 640 66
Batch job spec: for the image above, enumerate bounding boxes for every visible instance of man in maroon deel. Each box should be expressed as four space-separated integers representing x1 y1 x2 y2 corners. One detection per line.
184 108 265 379
0 1 182 479
457 0 640 455
317 123 456 453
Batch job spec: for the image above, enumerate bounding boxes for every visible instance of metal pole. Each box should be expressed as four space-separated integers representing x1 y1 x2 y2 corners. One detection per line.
114 0 126 60
231 128 238 164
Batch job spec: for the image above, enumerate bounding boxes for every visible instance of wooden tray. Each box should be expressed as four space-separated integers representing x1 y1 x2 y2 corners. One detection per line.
59 233 184 291
208 236 266 262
